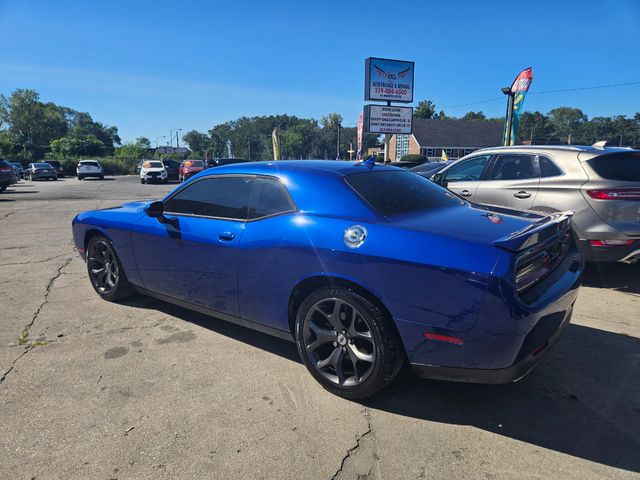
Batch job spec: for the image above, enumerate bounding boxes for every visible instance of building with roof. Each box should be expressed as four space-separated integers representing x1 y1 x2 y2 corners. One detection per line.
389 118 504 161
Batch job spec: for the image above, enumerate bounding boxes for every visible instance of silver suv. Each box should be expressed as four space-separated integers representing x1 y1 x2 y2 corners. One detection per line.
432 145 640 263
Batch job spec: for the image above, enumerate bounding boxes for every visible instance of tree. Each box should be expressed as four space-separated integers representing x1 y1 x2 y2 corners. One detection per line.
518 111 553 143
182 130 210 156
548 107 586 144
115 142 148 159
461 111 487 121
135 137 151 149
50 134 105 158
414 100 437 119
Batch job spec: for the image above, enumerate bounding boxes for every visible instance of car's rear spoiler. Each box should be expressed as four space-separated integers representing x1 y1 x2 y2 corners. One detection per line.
493 211 574 252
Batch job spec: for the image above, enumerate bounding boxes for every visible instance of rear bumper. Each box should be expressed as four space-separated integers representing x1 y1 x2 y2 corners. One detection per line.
77 171 103 178
411 306 572 383
579 239 640 263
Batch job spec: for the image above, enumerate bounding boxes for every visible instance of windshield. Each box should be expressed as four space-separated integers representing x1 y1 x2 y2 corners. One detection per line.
144 161 164 168
346 170 461 216
588 152 640 181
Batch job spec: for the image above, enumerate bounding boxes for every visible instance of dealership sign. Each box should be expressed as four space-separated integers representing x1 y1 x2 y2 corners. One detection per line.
364 105 413 134
365 57 415 103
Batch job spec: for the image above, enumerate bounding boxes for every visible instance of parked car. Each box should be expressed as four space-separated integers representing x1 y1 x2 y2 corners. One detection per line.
10 162 25 180
410 161 451 178
26 162 58 181
72 160 583 399
140 160 168 184
432 145 640 263
205 158 250 169
44 159 65 177
178 159 205 181
77 160 104 180
0 159 17 191
162 159 181 180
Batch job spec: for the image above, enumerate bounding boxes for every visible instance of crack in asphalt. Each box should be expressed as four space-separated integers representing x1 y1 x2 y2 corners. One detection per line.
330 408 376 480
1 256 74 388
0 250 75 268
0 348 30 386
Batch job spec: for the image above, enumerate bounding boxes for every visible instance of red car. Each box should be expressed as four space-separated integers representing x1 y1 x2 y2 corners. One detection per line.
178 160 205 182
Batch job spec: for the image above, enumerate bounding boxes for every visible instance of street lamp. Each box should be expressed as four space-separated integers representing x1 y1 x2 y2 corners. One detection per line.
170 129 183 148
501 86 515 146
155 135 166 148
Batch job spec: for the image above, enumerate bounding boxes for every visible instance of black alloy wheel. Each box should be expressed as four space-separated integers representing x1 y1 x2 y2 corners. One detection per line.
86 236 134 301
295 288 403 399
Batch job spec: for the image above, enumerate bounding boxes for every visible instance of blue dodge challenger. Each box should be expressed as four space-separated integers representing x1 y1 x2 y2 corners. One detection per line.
72 160 583 399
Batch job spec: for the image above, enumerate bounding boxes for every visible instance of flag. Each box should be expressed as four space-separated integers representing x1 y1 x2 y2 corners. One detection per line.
441 149 449 161
356 112 364 161
272 129 280 160
503 67 534 146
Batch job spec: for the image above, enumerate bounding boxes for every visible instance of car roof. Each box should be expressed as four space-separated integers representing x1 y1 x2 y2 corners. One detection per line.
198 160 400 178
474 145 637 155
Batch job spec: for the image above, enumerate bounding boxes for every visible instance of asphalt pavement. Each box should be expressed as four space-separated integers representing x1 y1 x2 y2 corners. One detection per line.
1 176 639 479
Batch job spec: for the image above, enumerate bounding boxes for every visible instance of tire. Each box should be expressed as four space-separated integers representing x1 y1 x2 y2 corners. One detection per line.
0 185 6 192
77 175 82 180
86 235 135 302
295 288 403 399
163 178 168 184
140 178 146 184
99 175 104 180
53 177 58 181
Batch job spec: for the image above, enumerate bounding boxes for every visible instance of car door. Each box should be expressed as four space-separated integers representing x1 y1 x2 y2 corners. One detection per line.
474 153 539 210
133 175 254 317
439 155 492 200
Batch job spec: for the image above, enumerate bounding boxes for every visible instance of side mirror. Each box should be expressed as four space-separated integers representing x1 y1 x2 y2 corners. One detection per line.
432 173 445 186
146 200 164 218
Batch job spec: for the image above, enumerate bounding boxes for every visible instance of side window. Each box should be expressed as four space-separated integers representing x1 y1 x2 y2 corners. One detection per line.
445 155 491 182
249 178 295 220
538 156 563 177
488 154 537 180
164 176 253 220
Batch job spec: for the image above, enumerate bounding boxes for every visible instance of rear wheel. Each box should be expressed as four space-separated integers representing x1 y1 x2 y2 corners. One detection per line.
295 288 403 399
86 235 134 302
140 178 146 184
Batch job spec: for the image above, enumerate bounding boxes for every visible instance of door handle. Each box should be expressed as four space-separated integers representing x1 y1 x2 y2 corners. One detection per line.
459 190 472 197
514 191 531 199
218 232 236 242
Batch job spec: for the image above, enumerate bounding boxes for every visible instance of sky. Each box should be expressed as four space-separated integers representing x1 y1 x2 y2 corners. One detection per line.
1 0 639 143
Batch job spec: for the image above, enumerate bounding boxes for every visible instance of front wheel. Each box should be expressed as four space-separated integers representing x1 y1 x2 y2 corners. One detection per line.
140 178 146 184
295 288 403 399
86 235 134 302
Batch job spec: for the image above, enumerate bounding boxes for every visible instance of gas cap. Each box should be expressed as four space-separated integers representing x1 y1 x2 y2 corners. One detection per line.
343 225 367 249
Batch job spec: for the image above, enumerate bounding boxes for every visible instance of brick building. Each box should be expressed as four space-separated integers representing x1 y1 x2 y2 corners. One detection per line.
389 118 504 161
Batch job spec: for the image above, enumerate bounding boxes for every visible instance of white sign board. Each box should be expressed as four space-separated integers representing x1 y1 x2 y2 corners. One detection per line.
365 57 415 103
364 105 413 134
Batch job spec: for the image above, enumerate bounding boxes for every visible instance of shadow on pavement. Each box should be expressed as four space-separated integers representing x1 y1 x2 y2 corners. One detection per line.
124 295 640 473
582 262 640 295
2 189 39 194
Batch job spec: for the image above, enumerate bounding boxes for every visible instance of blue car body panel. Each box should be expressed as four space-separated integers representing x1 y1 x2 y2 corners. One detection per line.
72 161 583 381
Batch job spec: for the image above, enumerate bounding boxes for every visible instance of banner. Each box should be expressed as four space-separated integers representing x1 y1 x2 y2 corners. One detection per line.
356 113 364 160
272 129 280 160
503 67 533 146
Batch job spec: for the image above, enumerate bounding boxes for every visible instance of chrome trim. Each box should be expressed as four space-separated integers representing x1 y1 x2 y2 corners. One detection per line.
619 249 640 264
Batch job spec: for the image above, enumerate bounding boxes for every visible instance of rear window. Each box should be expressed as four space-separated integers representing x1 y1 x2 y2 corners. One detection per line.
183 160 204 167
80 161 100 167
46 160 61 167
346 170 460 216
0 160 11 168
588 153 640 181
35 163 52 168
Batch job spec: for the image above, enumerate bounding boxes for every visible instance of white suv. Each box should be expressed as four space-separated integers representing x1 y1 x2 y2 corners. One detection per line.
140 160 168 184
77 160 104 180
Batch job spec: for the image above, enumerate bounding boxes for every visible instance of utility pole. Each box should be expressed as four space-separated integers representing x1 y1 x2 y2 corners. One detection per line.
155 135 166 148
501 87 514 146
620 134 623 147
383 101 391 161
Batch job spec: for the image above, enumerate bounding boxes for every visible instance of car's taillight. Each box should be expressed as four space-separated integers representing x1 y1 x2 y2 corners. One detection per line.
587 189 640 200
515 232 571 293
589 239 635 247
0 166 11 172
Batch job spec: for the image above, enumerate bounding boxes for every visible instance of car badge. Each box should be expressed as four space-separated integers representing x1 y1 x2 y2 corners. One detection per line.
483 213 503 224
343 225 367 249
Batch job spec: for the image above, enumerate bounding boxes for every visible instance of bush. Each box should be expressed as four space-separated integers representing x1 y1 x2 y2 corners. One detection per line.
400 154 427 162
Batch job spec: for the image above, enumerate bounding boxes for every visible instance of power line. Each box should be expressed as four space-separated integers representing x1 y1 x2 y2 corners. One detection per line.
439 80 640 110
